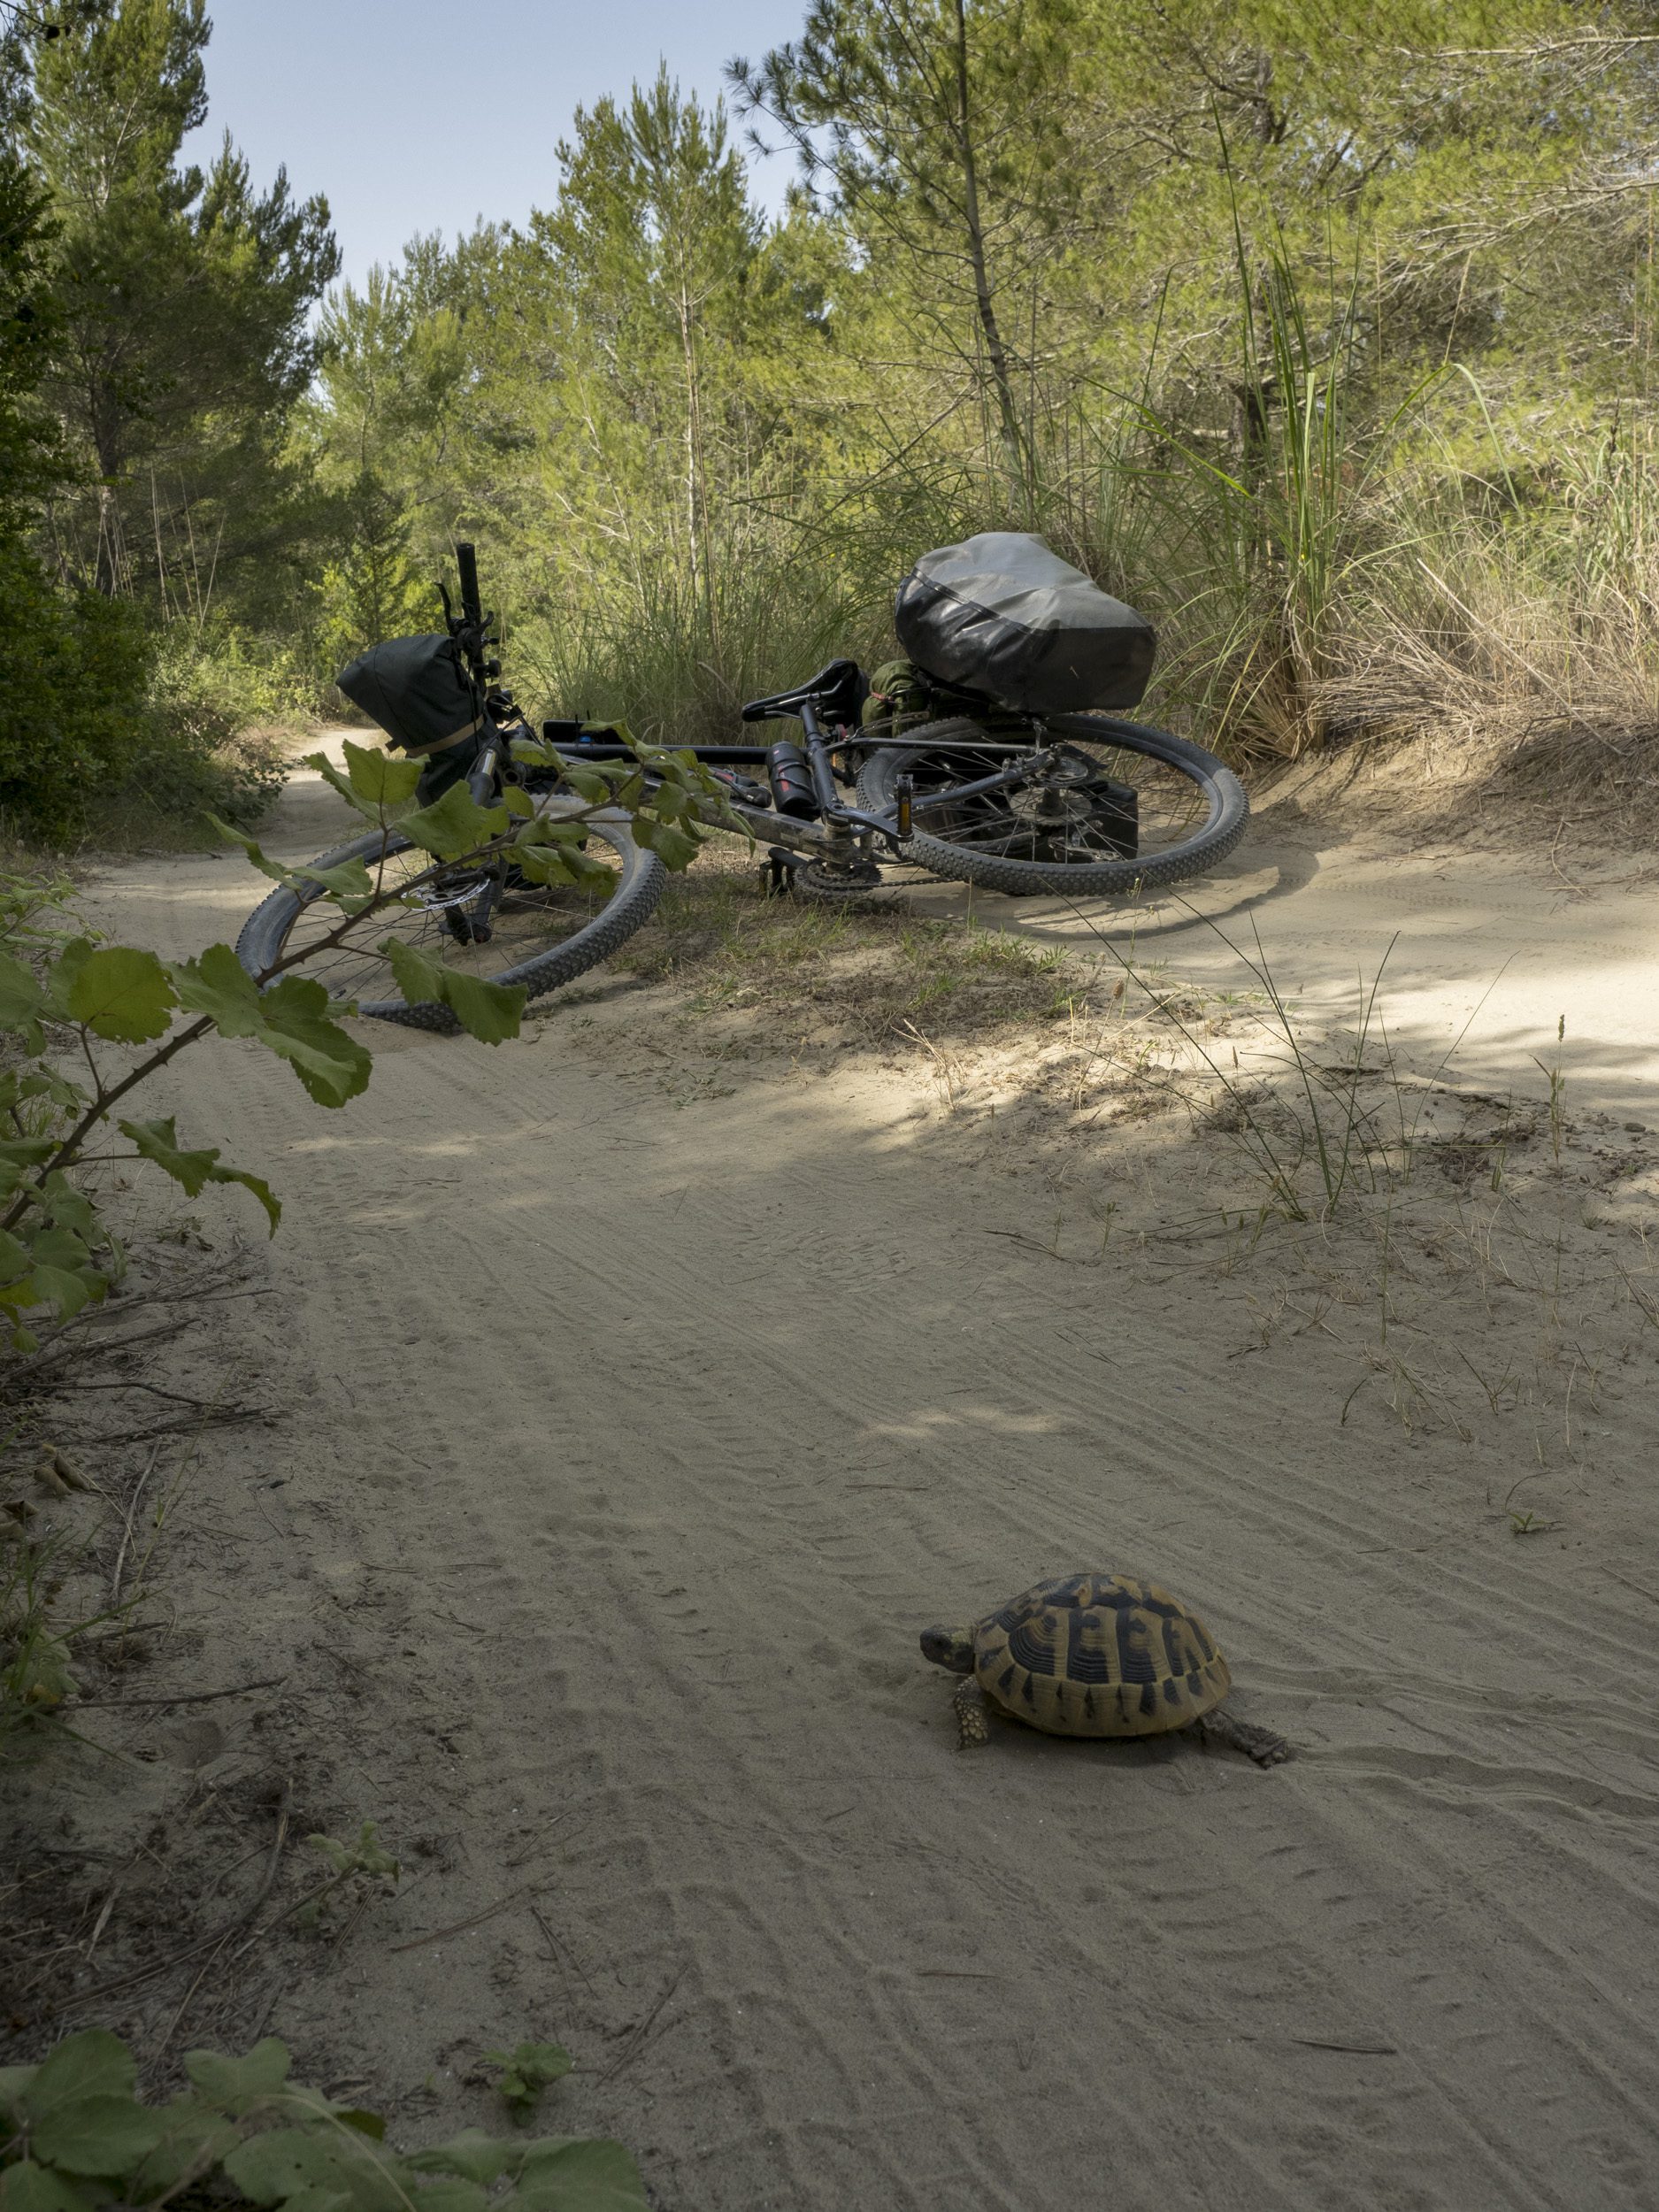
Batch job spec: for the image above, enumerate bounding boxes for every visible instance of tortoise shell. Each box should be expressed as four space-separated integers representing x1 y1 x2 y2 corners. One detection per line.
974 1571 1231 1739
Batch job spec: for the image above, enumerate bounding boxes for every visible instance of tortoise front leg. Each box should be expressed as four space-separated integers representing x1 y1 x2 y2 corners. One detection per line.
1194 1704 1293 1766
953 1675 991 1750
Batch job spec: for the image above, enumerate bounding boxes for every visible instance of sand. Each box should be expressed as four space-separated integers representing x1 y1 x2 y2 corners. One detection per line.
51 749 1659 2209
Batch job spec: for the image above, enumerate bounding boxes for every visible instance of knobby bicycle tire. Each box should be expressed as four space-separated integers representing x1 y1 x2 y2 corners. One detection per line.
856 714 1248 897
234 814 666 1031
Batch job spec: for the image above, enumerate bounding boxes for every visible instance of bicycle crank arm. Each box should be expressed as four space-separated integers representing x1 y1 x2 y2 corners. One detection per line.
713 799 834 855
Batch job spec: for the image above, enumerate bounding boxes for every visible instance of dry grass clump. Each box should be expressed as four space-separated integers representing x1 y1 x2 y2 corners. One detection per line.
614 856 1096 1043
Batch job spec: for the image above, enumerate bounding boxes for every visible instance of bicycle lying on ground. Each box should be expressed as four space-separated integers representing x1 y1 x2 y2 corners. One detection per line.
235 545 670 1029
237 541 1248 1026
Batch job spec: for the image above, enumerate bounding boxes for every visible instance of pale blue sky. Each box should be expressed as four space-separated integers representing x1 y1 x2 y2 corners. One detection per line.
181 1 807 290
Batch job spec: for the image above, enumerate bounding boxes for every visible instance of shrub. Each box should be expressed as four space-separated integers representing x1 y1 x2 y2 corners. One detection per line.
0 543 157 845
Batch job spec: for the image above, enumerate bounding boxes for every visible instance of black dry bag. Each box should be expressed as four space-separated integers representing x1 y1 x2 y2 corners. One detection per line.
895 533 1156 715
335 634 484 757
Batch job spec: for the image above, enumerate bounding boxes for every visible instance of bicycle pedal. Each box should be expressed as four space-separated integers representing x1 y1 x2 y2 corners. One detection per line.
762 847 801 895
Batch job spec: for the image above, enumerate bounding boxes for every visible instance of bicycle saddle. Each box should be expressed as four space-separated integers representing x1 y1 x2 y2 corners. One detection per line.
740 658 868 726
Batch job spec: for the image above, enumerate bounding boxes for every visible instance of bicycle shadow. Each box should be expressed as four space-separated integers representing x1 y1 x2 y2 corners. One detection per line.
894 823 1324 948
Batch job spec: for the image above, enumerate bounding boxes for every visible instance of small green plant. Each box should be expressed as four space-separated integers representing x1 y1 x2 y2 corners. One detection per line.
484 2042 574 2126
0 2028 647 2209
289 1822 403 1932
1532 1016 1569 1166
0 1534 78 1734
0 1528 131 1756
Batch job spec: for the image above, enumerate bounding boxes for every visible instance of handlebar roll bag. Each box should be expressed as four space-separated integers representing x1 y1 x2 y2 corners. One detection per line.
335 634 484 756
895 533 1156 714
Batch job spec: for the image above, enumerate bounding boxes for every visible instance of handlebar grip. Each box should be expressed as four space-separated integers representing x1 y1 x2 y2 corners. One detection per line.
457 541 481 627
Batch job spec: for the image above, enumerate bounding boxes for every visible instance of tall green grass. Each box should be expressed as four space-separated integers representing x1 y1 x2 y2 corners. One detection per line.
489 248 1659 783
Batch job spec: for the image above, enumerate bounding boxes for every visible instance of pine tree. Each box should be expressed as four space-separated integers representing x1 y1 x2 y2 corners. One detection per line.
20 0 337 602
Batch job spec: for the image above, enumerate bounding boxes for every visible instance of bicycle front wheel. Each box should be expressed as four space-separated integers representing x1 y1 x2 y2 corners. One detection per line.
234 815 666 1030
856 714 1248 897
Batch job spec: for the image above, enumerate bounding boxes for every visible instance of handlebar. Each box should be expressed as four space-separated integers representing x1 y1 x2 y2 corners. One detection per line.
457 541 482 631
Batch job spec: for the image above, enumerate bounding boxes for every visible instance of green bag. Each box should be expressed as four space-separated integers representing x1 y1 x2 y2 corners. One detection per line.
860 659 949 735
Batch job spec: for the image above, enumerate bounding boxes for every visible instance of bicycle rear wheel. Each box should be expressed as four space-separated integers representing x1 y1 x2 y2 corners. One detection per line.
856 714 1248 896
234 815 665 1031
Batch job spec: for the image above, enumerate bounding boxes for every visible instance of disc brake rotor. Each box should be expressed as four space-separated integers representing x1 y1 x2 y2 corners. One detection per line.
1006 782 1098 826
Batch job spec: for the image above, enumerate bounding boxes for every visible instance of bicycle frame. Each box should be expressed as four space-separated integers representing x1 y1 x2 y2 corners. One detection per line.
551 703 1069 867
440 541 1109 880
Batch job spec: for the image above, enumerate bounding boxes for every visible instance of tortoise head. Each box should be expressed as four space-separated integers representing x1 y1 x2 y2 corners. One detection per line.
919 1624 975 1675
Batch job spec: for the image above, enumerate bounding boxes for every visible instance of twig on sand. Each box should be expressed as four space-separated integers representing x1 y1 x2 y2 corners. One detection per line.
387 1885 537 1955
53 1779 293 2016
74 1673 288 1710
598 1970 684 2084
108 1441 163 1606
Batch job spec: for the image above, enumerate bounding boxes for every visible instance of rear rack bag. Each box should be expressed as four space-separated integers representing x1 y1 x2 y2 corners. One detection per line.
895 533 1156 715
335 634 484 757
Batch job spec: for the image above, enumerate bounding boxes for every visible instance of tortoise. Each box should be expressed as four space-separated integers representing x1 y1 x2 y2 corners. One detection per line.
921 1571 1291 1764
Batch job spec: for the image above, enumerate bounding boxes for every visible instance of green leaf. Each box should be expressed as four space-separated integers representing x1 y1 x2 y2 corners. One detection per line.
213 827 379 916
409 2132 522 2185
26 1225 92 1271
184 2037 292 2112
268 2191 352 2212
44 938 91 1003
287 857 380 913
0 951 44 1033
38 1176 101 1241
171 948 371 1110
301 750 378 819
407 2185 488 2212
512 822 614 893
130 2105 241 2193
378 940 524 1045
304 1822 399 1882
0 2162 97 2212
119 1118 280 1235
510 2139 649 2212
168 941 267 1035
555 764 611 806
221 2129 342 2204
32 2093 165 2174
26 1264 103 1322
378 936 447 1010
57 946 176 1043
0 1228 35 1287
0 2062 36 2120
397 782 511 862
507 733 559 769
487 2044 572 2095
208 820 288 881
23 2032 135 2116
0 1139 57 1171
630 815 702 871
437 970 524 1046
342 740 424 810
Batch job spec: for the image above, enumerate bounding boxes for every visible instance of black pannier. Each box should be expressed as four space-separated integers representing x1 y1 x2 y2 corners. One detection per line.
895 533 1156 715
335 634 484 757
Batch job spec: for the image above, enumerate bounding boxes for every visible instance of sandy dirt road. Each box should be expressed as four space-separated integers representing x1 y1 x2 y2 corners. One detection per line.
72 757 1659 2211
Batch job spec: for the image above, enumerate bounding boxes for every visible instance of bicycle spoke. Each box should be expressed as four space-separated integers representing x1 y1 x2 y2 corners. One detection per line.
271 844 626 1002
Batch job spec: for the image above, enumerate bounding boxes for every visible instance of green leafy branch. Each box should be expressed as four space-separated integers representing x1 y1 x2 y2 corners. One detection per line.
0 733 731 1348
0 2028 648 2212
